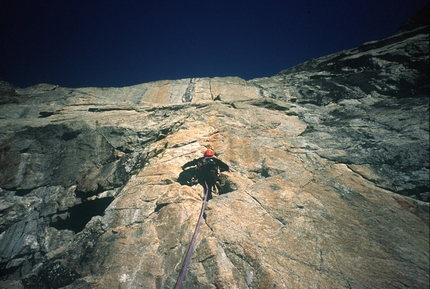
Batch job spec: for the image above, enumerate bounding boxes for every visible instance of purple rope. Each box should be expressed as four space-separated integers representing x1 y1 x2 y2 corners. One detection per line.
175 181 209 289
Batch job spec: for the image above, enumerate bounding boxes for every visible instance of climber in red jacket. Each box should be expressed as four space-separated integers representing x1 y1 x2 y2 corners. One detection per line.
180 149 229 199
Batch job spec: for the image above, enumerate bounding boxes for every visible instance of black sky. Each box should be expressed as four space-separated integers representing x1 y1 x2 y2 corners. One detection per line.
0 0 428 88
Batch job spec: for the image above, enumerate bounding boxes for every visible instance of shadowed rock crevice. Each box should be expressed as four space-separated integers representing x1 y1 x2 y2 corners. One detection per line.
22 261 81 289
50 197 114 233
13 188 35 196
398 185 430 201
217 175 238 194
182 78 195 102
154 203 169 213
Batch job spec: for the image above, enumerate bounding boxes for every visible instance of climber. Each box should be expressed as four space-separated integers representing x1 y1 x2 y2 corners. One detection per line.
180 149 229 199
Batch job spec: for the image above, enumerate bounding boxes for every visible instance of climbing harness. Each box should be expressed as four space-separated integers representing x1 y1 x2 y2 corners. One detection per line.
174 181 210 289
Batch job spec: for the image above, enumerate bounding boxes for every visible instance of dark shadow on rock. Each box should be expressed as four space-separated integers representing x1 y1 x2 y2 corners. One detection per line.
50 197 114 233
177 168 200 187
177 167 236 195
22 261 80 289
217 174 237 194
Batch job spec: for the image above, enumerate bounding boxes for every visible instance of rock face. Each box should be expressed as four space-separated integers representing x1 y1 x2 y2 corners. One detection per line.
0 5 428 289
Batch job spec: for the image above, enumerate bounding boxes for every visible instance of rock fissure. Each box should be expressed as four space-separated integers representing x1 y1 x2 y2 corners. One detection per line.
203 213 213 233
181 78 194 103
312 220 324 272
243 190 287 229
209 78 214 100
88 107 141 113
50 197 114 233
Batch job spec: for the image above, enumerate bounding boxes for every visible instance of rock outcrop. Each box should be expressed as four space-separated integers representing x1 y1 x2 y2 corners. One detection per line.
0 4 428 289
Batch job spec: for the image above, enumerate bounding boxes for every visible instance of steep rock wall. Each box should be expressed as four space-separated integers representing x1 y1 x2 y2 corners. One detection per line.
0 5 429 289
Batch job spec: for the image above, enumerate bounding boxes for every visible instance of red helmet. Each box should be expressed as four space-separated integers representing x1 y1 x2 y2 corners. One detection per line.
204 149 214 157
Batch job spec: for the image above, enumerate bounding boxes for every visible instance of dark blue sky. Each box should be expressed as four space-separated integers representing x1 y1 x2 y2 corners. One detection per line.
0 0 428 88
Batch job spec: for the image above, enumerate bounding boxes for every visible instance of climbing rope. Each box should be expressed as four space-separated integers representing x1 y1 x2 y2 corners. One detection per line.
174 181 209 289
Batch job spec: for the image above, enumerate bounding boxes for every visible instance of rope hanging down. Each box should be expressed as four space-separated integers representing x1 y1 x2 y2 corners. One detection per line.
175 181 210 289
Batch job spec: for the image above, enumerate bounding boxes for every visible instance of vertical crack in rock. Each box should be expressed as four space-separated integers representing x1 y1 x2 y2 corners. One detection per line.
209 78 215 100
312 219 325 280
182 78 195 103
94 126 116 151
202 211 213 234
220 241 256 287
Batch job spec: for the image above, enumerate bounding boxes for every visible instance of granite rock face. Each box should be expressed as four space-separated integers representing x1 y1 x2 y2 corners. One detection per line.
0 5 429 289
